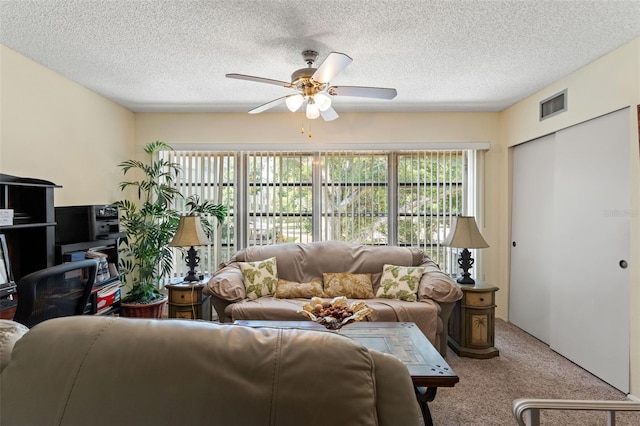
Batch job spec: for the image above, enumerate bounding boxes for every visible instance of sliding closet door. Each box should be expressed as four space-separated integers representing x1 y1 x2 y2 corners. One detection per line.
510 135 555 343
550 108 630 392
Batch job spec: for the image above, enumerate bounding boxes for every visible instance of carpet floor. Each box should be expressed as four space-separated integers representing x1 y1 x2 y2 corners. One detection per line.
429 319 639 425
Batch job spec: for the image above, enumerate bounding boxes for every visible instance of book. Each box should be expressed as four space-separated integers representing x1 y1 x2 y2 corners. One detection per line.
85 250 110 282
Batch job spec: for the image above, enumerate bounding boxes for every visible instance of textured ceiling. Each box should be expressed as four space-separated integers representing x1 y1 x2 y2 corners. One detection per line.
1 0 640 114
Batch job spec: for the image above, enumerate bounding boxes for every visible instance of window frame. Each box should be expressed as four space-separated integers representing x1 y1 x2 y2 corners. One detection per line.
163 146 485 280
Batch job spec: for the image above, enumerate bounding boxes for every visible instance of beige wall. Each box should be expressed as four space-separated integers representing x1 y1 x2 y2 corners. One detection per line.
500 37 640 397
134 111 499 146
135 111 503 297
0 45 135 206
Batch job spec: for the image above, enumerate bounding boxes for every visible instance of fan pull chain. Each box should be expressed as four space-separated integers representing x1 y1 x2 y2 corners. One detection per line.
300 116 312 138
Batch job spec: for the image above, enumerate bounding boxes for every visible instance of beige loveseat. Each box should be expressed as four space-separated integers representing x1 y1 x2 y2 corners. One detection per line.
0 316 422 426
204 241 462 356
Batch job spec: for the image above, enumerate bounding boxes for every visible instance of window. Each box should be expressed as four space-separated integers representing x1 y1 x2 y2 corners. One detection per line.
160 151 235 279
162 148 478 278
245 152 314 245
320 152 389 243
396 151 465 272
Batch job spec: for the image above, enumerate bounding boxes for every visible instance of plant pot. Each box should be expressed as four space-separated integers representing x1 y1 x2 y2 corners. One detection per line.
120 296 168 318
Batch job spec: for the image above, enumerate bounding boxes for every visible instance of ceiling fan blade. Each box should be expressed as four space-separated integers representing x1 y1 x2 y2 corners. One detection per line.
320 106 339 121
248 96 289 114
226 73 292 88
328 86 397 99
312 52 353 83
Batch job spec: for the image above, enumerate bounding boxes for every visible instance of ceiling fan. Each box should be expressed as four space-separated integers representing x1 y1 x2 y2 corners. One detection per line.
226 50 397 121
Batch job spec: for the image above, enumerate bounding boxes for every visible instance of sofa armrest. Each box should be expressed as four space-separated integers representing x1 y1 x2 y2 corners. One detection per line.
435 301 457 356
204 263 246 302
369 350 423 426
0 320 29 373
418 258 462 304
209 295 234 323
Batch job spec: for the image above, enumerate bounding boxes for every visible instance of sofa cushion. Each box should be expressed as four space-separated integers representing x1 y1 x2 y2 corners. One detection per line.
239 257 278 300
226 296 441 347
226 297 308 321
275 278 325 299
376 264 425 302
234 241 423 284
323 273 375 299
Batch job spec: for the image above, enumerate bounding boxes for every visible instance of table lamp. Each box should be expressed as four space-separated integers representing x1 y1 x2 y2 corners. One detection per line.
443 215 489 285
170 215 211 282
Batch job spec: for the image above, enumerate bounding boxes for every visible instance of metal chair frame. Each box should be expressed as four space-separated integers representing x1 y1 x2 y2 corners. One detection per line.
513 398 640 426
13 259 98 327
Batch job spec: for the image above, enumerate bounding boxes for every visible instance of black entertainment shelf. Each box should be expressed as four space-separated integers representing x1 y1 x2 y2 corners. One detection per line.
0 174 60 282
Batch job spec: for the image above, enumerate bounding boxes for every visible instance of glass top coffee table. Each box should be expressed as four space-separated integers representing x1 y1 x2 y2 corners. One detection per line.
234 321 458 425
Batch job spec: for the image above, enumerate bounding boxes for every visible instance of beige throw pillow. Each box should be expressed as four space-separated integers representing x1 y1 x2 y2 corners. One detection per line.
238 257 278 300
376 264 425 302
275 278 325 299
323 273 375 299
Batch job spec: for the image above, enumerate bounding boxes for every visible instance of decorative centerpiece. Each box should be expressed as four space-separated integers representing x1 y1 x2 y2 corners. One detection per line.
298 296 373 330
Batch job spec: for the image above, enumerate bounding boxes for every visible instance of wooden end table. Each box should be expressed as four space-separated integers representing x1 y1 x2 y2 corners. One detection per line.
448 281 500 358
166 279 212 320
234 320 458 425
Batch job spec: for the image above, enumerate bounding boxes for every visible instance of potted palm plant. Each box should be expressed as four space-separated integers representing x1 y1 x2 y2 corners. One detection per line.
115 141 226 318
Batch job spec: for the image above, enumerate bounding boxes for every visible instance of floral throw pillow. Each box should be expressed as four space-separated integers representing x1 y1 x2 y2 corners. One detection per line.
375 264 425 302
323 273 375 299
238 257 278 300
275 278 325 299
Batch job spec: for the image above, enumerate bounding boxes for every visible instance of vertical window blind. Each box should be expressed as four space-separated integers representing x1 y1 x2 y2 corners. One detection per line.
320 152 389 244
396 151 465 273
160 150 235 279
246 152 314 246
161 149 472 278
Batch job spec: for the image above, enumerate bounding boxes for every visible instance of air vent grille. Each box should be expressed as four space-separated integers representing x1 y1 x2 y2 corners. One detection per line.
540 90 567 121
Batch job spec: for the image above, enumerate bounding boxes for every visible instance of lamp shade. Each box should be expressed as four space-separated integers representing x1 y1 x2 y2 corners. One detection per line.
306 100 320 119
285 94 305 112
314 92 332 111
443 216 489 249
170 215 211 247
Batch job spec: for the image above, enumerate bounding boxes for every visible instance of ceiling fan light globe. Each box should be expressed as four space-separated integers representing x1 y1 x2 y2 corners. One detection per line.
306 102 320 119
286 94 304 112
314 92 332 111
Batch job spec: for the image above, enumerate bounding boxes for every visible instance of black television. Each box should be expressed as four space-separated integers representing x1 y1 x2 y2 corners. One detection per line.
0 234 17 298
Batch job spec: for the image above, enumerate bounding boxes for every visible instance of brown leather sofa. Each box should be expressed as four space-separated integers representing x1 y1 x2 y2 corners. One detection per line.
0 316 423 426
205 241 462 356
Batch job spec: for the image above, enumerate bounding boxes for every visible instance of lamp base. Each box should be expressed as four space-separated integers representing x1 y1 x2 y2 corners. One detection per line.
456 275 476 285
183 271 200 282
183 246 201 282
456 248 476 285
